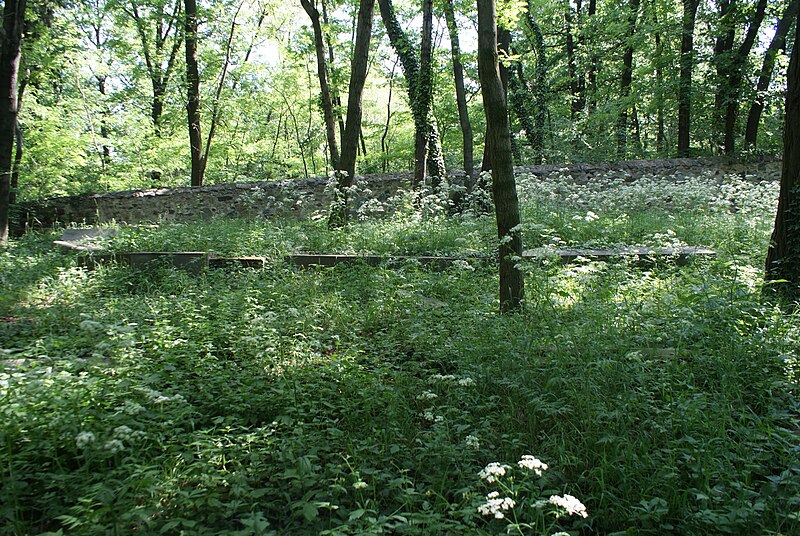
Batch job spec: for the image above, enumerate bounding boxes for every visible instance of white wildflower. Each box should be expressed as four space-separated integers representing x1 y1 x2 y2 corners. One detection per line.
477 494 516 519
517 455 548 476
549 494 588 518
103 439 125 454
478 462 510 483
352 481 368 490
113 425 133 440
465 435 480 449
422 410 436 421
75 431 96 448
429 373 457 382
416 390 438 401
120 401 145 415
457 377 475 387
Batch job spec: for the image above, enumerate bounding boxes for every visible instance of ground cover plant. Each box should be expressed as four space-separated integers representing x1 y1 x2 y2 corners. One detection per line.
2 172 799 535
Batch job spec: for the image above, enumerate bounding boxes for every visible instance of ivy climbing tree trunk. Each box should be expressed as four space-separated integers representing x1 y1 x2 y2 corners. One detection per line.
329 0 374 227
184 0 204 187
765 12 800 298
443 0 473 180
477 0 524 313
678 0 700 156
378 0 441 188
480 26 510 172
745 0 798 148
0 0 25 245
302 0 340 169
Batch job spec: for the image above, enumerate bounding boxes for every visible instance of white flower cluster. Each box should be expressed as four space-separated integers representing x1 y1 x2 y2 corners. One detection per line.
478 462 510 484
478 491 516 519
103 439 125 454
113 425 146 442
517 455 548 476
75 431 96 448
421 410 444 423
428 373 476 386
549 494 588 518
138 386 186 404
465 434 480 449
416 390 438 400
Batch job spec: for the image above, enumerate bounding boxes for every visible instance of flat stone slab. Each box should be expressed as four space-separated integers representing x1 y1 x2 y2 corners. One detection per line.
286 247 715 269
54 228 116 251
524 246 716 264
285 254 490 270
79 252 265 272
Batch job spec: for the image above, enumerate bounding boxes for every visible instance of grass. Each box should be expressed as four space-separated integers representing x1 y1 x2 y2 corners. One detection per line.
1 171 799 535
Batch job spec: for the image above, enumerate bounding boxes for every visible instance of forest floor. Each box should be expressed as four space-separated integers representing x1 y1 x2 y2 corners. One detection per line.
1 171 799 535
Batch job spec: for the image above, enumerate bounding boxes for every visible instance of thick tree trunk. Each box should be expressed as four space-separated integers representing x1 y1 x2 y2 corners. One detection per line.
745 0 798 148
678 0 700 156
184 0 204 187
481 26 511 172
0 0 25 245
477 0 524 313
765 13 800 297
302 0 340 169
443 0 473 179
329 0 374 227
617 0 640 159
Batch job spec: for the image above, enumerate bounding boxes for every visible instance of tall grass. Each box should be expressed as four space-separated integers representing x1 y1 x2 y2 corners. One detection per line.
1 172 798 535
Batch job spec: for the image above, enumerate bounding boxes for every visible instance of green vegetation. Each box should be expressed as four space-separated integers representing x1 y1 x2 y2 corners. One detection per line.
2 174 799 535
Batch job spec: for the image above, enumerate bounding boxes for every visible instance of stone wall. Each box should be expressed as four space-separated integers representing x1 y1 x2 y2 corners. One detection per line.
11 156 781 233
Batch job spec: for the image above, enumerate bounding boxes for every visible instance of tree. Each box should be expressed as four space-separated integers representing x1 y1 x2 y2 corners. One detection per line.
301 0 340 169
119 0 184 133
442 0 473 179
477 0 524 313
712 0 767 154
617 0 641 158
328 0 375 226
378 0 443 187
0 0 26 245
678 0 700 156
765 11 800 297
184 0 203 186
745 0 798 148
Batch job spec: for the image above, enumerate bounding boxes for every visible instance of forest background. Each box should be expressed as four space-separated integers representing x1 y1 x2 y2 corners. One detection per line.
7 0 797 201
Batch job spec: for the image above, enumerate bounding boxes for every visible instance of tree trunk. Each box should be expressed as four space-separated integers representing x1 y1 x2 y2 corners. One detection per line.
378 0 438 188
184 0 204 187
477 0 524 313
302 0 340 169
745 0 798 148
329 0 374 227
481 26 511 172
617 0 640 159
443 0 473 179
564 5 584 119
678 0 700 156
765 13 800 297
714 0 767 154
0 0 25 245
125 0 183 135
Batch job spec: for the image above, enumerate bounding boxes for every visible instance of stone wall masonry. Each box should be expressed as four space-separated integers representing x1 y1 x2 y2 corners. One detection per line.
11 156 781 233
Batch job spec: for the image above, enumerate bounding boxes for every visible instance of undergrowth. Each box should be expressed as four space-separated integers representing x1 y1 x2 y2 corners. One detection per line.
1 172 798 535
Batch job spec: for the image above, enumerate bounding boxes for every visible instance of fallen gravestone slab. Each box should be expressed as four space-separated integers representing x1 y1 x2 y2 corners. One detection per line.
53 228 117 252
285 247 715 269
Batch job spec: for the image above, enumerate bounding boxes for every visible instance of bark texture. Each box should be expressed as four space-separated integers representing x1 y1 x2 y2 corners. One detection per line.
184 0 203 187
678 0 700 156
477 0 524 313
765 13 800 297
329 0 374 227
0 0 25 245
